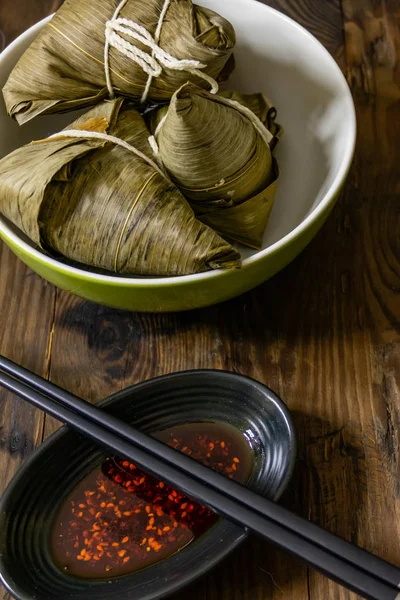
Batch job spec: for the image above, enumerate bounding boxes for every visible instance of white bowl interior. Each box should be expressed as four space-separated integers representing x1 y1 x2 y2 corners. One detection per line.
0 0 355 274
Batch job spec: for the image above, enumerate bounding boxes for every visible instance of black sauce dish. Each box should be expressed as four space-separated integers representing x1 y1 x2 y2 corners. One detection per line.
0 370 296 600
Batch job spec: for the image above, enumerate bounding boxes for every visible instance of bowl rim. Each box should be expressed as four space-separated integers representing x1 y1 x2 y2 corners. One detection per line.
0 369 297 600
0 1 356 288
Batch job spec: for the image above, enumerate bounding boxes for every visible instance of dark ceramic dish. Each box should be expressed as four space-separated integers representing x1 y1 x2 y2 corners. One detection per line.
0 370 296 600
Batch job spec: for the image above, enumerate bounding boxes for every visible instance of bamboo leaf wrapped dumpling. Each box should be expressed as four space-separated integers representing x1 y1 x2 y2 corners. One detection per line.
219 90 284 149
0 100 240 275
3 0 236 125
149 86 281 251
150 83 282 250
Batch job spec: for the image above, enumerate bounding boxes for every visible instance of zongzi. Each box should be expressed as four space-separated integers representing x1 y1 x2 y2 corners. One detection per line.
150 84 282 249
3 0 236 125
0 99 241 275
219 90 284 150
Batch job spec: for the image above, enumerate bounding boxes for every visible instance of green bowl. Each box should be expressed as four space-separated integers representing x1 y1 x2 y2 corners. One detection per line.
0 0 356 312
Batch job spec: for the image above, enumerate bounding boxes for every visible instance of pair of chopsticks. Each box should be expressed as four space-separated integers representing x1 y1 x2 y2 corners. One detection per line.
0 355 399 600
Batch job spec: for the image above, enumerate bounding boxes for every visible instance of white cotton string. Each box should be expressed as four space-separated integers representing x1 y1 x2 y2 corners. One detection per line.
147 95 274 163
104 0 219 103
154 0 171 40
147 112 168 157
224 99 274 147
141 0 171 103
49 129 166 178
148 134 160 157
104 0 130 99
154 113 168 139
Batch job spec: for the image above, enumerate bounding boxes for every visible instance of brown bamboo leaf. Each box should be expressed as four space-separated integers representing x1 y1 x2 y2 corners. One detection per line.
219 90 284 149
152 83 282 249
0 99 241 275
3 0 235 124
196 161 279 250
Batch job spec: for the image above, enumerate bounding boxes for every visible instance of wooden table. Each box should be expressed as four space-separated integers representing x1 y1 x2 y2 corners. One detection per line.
0 1 399 599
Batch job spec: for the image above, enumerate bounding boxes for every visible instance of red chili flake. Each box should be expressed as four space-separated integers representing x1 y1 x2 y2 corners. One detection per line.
51 423 251 580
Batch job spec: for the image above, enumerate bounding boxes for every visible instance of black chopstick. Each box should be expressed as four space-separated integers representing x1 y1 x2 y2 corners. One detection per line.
0 363 399 600
2 354 399 592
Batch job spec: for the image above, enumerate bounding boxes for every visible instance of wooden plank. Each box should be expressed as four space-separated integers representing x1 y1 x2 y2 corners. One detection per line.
45 289 310 600
303 0 400 599
0 248 56 600
1 2 399 600
0 0 63 50
262 0 346 69
39 1 342 599
0 4 64 600
0 248 56 491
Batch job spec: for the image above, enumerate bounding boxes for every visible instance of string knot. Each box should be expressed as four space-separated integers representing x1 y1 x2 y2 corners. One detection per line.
105 19 163 78
105 18 207 79
104 0 219 104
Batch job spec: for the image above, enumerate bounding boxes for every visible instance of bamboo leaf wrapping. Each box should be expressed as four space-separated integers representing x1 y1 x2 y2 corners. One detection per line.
0 100 241 275
219 90 284 150
152 84 283 249
3 0 235 124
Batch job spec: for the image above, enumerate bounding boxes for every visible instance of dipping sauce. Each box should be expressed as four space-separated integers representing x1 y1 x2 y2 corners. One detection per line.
51 421 253 579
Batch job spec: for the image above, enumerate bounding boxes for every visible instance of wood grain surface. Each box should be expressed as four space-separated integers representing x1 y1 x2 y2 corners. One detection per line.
0 1 399 599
